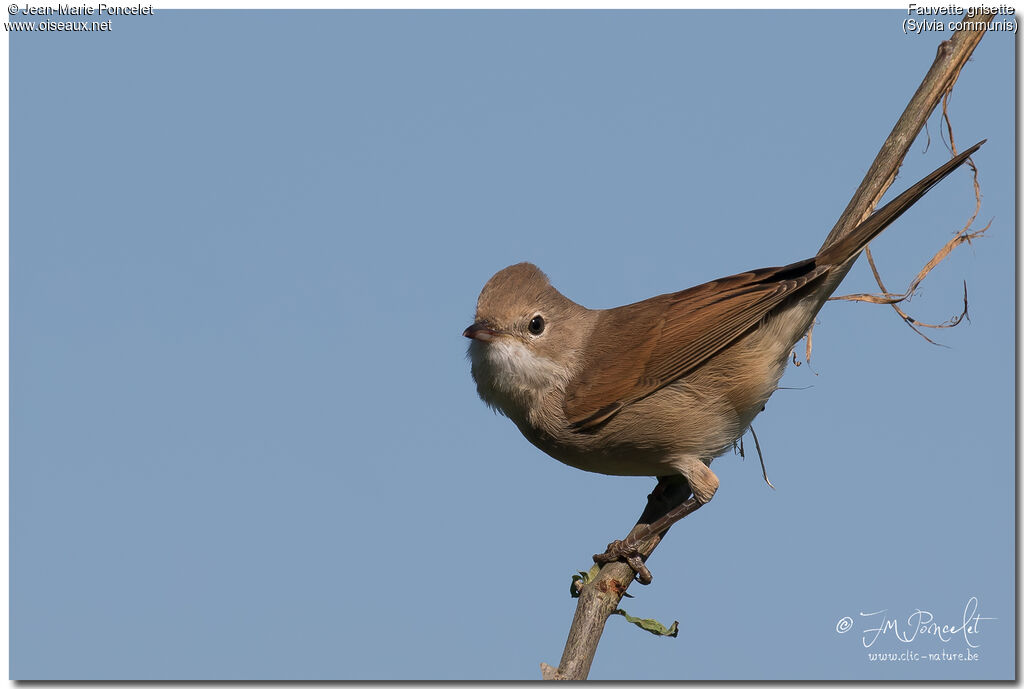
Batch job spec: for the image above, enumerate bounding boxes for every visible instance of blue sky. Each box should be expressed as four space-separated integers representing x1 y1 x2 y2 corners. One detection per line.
10 10 1014 680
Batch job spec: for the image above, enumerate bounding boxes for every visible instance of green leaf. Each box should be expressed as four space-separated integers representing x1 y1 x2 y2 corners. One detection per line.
569 565 601 598
613 608 679 637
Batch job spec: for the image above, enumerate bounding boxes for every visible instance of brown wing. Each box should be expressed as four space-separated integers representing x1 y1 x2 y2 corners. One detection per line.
563 258 831 430
563 140 988 431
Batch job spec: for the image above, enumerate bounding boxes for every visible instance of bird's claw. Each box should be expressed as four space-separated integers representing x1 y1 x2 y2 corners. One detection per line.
593 539 653 585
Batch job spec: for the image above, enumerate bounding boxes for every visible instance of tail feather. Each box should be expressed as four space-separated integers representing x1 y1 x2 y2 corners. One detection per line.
817 140 985 266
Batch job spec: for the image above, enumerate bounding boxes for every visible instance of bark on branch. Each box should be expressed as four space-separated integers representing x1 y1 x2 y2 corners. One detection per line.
542 15 994 681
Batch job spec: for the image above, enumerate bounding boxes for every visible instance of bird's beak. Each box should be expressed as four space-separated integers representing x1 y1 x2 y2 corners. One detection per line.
463 322 499 342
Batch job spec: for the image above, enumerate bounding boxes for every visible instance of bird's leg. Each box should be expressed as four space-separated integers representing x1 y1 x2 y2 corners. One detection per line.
594 461 718 585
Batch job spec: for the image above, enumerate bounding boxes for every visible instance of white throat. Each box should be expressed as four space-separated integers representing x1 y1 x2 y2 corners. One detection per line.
468 337 569 422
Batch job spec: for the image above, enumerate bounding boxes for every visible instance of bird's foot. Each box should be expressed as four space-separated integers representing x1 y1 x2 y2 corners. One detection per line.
593 539 652 585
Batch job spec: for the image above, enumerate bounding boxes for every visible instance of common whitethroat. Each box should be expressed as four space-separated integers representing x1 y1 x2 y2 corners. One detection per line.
464 141 984 584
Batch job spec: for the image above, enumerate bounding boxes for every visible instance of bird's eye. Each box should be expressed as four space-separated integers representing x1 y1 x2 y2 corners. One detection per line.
528 315 545 335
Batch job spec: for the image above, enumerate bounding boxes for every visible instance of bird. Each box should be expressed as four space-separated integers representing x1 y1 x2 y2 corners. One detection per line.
463 141 984 583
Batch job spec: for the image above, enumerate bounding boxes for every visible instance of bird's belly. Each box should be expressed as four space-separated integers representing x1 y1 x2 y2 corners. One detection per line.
515 387 745 477
519 326 795 478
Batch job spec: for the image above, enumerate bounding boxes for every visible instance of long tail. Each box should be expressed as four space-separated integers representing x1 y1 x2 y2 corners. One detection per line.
816 140 985 266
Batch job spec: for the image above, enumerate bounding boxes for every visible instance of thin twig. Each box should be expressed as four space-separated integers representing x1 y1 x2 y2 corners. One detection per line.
748 425 775 490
